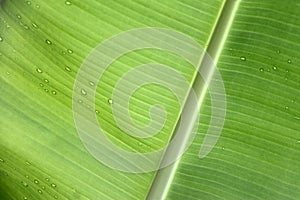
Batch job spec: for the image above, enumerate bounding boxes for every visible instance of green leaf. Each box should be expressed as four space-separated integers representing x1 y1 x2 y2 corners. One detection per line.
1 0 300 200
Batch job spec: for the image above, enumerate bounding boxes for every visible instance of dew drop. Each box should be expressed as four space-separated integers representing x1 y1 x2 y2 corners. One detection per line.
25 175 29 179
287 59 292 64
24 197 28 200
65 0 72 5
240 56 246 61
51 183 57 188
259 68 264 72
34 179 39 184
36 4 40 9
26 1 31 5
138 142 143 146
54 195 58 199
276 50 281 54
292 98 296 103
0 158 4 162
108 99 113 104
44 89 49 93
89 81 95 86
78 99 83 104
45 39 52 45
32 22 39 29
21 181 28 187
81 89 87 95
24 25 29 30
222 147 225 150
67 49 73 54
51 90 57 95
25 161 31 165
95 110 100 114
65 66 72 72
43 78 49 83
45 178 50 181
294 116 300 120
42 186 46 190
272 65 278 70
284 106 289 110
0 36 3 42
17 14 22 19
36 68 43 73
38 189 43 194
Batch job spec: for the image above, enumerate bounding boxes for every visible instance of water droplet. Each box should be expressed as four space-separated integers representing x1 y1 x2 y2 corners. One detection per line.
95 110 100 114
38 189 43 194
61 51 66 55
294 116 300 120
276 50 281 54
26 1 31 5
292 98 296 103
0 158 4 162
67 49 73 54
25 175 29 179
45 39 52 45
51 90 57 95
36 4 40 9
222 147 225 150
51 183 56 188
32 22 39 29
297 140 300 143
36 68 43 73
65 0 72 5
45 178 50 181
0 36 3 42
43 78 49 83
240 56 246 61
284 106 289 110
287 59 292 64
44 89 49 93
81 89 87 95
108 99 113 104
24 197 28 200
54 195 58 199
138 142 142 146
24 25 29 30
21 181 28 187
259 68 264 72
25 161 31 165
42 186 46 190
89 81 95 86
17 14 22 19
65 66 71 72
78 99 83 104
34 179 39 184
272 65 278 70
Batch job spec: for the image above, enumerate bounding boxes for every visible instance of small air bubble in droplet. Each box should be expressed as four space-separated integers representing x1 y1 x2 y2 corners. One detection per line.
108 99 113 104
259 68 264 72
240 56 246 61
36 68 43 73
65 0 72 5
51 183 57 188
38 189 43 194
45 39 52 45
65 66 71 72
81 89 87 95
287 59 292 64
21 181 28 187
67 49 73 54
34 179 39 184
